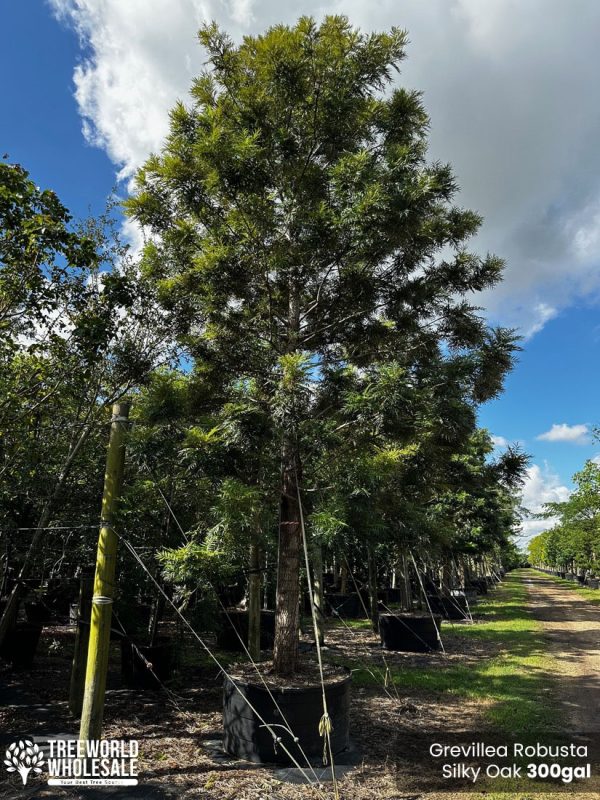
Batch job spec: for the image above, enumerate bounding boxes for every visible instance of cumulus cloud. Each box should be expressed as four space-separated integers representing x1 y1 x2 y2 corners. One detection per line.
537 423 591 445
49 0 600 333
518 463 571 544
491 435 508 448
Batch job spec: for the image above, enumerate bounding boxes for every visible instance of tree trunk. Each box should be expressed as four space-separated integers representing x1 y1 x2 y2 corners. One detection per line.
401 553 412 611
441 558 452 594
311 542 325 647
69 569 94 717
367 548 378 633
147 591 164 647
340 559 348 595
248 538 262 661
273 438 302 676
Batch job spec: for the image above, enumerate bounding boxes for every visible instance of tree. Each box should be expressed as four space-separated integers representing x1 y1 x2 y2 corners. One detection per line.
127 16 519 675
0 163 168 648
530 460 600 574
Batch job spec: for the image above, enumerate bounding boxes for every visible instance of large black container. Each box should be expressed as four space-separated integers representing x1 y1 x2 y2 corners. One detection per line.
0 623 42 669
588 578 599 589
426 594 469 621
379 613 442 652
326 593 364 619
121 638 174 689
216 610 275 652
466 578 488 596
24 600 52 625
223 668 351 764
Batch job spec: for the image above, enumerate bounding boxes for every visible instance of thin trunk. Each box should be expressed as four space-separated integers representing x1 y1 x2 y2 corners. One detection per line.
69 569 94 717
402 553 413 611
147 592 164 647
273 436 302 676
311 542 325 647
273 273 302 676
340 559 348 595
0 536 11 598
367 548 378 633
441 558 452 594
262 550 269 610
248 538 262 661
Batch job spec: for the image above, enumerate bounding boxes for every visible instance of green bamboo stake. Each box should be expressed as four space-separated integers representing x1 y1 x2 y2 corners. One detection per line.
79 402 130 743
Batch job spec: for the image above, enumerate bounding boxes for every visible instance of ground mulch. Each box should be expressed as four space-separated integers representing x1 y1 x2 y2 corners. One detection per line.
0 614 497 800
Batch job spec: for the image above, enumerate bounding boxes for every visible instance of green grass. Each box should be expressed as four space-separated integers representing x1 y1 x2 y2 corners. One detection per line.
326 617 372 631
531 567 600 604
330 570 560 736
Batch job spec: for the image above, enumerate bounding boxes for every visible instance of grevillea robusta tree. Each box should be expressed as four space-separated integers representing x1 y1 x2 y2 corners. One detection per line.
127 16 519 675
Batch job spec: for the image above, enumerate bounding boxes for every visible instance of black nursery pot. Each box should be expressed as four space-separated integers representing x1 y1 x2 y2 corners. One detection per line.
216 610 275 652
466 578 488 595
24 600 52 625
120 638 174 689
558 571 566 579
326 592 364 619
0 623 42 669
426 594 469 621
223 668 351 765
379 612 442 653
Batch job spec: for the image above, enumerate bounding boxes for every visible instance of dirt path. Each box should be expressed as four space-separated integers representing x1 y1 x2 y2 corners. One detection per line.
525 571 600 732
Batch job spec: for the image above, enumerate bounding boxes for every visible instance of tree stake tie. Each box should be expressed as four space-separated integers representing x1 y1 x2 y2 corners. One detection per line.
319 712 333 765
92 596 113 605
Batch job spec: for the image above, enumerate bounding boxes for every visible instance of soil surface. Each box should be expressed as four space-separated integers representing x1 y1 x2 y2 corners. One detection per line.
227 660 349 688
525 572 600 732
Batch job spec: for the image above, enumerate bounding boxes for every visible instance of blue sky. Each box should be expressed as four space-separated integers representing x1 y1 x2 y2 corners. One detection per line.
4 1 600 543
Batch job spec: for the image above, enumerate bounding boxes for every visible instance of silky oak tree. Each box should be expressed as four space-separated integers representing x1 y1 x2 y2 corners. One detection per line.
127 16 518 675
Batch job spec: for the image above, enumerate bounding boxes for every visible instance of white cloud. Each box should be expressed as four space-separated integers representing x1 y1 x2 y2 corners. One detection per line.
491 435 508 448
518 463 571 544
521 303 558 340
49 0 600 334
537 423 591 445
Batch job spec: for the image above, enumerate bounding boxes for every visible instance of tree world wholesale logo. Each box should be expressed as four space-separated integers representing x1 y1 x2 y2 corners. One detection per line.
4 739 139 787
4 741 44 785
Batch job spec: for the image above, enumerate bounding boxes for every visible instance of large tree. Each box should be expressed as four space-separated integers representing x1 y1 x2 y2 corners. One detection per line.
128 16 518 674
0 163 167 647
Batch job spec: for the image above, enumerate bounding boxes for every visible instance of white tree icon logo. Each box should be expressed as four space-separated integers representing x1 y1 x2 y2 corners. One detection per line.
4 740 44 785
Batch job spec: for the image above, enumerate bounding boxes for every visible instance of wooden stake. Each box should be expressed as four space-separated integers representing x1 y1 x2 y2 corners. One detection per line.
79 402 129 742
